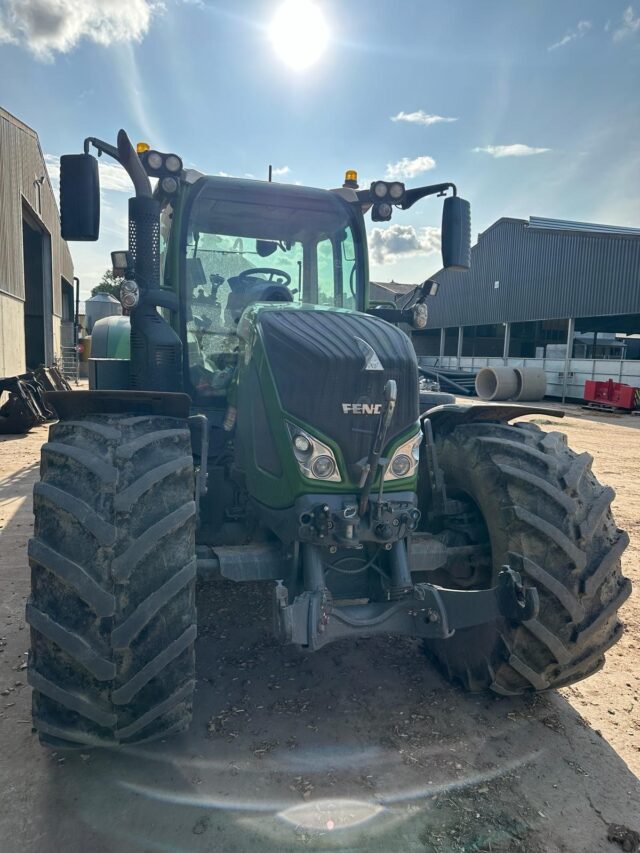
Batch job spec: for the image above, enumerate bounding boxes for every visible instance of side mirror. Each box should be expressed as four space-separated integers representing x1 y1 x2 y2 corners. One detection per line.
441 196 471 270
60 154 100 241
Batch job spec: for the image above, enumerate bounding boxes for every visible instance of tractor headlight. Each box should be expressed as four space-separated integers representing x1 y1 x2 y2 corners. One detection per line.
411 302 428 329
120 279 139 310
385 430 422 481
142 150 183 178
146 150 163 170
287 423 341 482
161 176 179 194
311 455 337 480
164 154 183 173
372 202 393 222
372 180 388 199
388 181 405 200
293 433 312 454
390 454 412 478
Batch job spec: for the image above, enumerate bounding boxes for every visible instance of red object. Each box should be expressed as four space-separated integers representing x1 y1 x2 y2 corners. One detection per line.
584 379 640 410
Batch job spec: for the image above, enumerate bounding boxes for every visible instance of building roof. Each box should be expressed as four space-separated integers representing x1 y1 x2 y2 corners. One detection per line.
428 216 640 329
369 280 417 304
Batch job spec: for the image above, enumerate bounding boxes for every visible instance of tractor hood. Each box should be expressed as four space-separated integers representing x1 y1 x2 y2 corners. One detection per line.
250 304 419 480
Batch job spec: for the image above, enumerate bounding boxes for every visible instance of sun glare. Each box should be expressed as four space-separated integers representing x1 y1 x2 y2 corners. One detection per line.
269 0 329 70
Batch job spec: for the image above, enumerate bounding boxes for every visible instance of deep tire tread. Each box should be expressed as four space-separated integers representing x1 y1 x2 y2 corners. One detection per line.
34 481 117 545
425 419 631 695
28 414 197 748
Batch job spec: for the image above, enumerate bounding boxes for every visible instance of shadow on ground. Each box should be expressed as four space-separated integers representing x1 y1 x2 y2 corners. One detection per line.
2 578 637 853
0 442 638 853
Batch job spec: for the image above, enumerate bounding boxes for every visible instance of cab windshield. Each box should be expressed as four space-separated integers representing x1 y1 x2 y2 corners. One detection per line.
182 180 362 399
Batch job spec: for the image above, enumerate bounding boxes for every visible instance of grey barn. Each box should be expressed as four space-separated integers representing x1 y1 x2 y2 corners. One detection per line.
413 216 640 398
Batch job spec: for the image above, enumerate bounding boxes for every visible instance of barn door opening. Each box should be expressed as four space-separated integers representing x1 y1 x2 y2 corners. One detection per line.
22 206 53 369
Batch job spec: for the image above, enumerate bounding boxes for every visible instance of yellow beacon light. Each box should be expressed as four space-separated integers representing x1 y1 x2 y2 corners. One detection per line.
343 169 359 189
136 141 150 154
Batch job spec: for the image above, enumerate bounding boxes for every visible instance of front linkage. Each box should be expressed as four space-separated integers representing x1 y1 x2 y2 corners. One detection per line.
275 542 538 650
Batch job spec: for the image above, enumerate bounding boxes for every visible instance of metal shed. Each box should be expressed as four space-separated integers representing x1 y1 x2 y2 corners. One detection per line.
413 216 640 399
426 217 640 330
0 106 74 377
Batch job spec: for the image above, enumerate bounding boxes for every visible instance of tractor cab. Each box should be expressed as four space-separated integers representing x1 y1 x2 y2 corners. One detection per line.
165 178 366 404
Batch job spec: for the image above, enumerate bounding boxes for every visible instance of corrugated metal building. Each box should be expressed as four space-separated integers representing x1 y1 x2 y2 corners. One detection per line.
412 216 640 398
0 106 74 377
369 280 415 305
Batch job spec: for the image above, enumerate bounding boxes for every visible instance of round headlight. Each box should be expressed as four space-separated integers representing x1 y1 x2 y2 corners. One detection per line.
389 181 404 200
161 176 179 194
293 434 312 454
372 181 388 199
120 280 139 309
311 454 336 479
164 154 182 173
412 302 428 329
376 202 392 219
146 150 163 170
390 453 412 478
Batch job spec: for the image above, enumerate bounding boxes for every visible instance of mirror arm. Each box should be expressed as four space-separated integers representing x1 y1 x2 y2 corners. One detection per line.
84 136 121 162
83 131 152 198
367 305 409 323
399 182 457 210
355 181 457 212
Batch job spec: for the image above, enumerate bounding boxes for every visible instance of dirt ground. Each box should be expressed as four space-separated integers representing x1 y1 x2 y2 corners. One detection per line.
0 403 638 853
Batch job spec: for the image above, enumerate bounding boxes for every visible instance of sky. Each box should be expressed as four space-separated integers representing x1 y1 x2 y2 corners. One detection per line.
1 0 639 300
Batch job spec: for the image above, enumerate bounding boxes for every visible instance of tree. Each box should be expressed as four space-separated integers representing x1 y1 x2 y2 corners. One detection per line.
91 269 123 300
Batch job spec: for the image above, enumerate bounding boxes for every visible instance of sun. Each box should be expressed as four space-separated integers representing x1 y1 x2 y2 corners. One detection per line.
269 0 329 71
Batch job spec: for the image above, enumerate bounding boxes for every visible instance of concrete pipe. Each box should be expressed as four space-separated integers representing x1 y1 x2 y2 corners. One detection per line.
513 367 547 402
475 366 519 401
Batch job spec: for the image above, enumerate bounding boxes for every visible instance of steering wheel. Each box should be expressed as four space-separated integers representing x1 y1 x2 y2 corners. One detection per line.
237 267 292 288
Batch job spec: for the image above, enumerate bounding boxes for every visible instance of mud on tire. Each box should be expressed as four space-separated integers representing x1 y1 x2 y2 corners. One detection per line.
27 414 197 747
425 420 631 695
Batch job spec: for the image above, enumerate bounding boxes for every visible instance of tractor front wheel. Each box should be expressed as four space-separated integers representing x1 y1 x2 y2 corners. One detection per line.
27 413 197 747
424 420 631 694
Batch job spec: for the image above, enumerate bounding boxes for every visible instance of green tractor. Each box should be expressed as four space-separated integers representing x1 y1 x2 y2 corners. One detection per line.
27 131 631 748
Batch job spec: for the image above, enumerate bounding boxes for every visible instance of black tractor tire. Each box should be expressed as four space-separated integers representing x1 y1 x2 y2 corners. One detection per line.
419 391 456 412
27 413 197 747
425 420 631 695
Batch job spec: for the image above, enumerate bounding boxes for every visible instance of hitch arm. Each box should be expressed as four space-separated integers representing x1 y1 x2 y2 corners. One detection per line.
277 566 539 651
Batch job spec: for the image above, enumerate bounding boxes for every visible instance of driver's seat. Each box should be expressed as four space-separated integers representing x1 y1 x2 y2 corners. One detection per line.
225 275 293 324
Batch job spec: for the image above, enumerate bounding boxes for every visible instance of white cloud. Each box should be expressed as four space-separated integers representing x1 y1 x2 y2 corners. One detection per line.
391 111 457 126
385 156 436 180
369 224 440 265
45 154 133 193
473 144 550 158
271 166 290 176
0 0 159 60
548 19 592 51
612 6 640 41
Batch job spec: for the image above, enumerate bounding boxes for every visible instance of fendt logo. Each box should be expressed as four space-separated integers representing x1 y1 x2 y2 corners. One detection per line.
342 403 382 414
